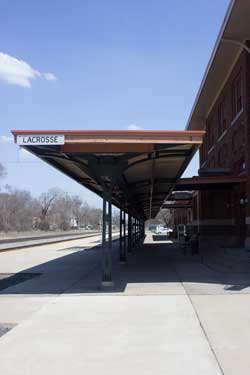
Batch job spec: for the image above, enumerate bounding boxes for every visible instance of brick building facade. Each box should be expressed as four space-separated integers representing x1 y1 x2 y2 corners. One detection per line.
195 50 248 247
173 1 250 248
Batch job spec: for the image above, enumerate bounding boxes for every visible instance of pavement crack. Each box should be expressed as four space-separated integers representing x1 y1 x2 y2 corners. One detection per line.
170 259 225 375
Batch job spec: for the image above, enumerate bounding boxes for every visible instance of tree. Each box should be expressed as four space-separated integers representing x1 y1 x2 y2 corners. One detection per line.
0 163 7 192
87 208 102 228
79 201 91 227
38 188 62 230
156 209 173 226
0 182 104 233
0 163 7 179
0 185 39 232
112 209 120 228
71 195 83 226
50 192 73 231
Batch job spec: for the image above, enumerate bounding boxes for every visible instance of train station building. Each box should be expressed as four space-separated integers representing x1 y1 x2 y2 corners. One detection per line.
168 0 250 249
11 0 250 283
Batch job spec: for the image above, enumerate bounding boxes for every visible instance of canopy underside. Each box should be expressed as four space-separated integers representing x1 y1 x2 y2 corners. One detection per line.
12 130 204 219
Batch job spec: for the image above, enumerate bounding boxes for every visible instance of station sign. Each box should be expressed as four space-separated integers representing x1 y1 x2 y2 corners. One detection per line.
16 134 65 146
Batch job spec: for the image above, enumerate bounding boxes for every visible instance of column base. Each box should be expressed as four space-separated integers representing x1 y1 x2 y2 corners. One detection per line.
101 280 114 287
119 260 127 264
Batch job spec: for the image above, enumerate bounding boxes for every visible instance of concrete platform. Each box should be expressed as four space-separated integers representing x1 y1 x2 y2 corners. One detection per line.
0 233 249 374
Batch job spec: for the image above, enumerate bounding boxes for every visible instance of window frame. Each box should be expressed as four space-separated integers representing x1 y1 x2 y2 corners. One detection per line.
218 98 227 137
232 70 243 120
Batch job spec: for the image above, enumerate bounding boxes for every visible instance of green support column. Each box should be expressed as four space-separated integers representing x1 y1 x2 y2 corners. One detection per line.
119 207 123 260
123 210 127 259
137 219 140 244
138 220 142 244
135 217 137 248
87 157 128 286
128 213 132 254
132 217 135 251
141 220 144 240
135 218 138 247
108 198 112 252
101 192 113 286
120 207 127 263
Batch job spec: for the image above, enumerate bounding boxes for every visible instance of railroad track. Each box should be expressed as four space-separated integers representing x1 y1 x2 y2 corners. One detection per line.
0 231 101 252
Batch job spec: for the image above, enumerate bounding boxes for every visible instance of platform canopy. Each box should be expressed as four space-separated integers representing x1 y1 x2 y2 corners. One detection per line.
12 130 204 220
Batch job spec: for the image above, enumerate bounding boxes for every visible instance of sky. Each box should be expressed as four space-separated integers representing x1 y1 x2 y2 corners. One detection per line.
0 0 230 207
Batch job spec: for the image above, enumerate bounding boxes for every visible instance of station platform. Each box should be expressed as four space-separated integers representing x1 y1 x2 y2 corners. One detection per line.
1 233 250 374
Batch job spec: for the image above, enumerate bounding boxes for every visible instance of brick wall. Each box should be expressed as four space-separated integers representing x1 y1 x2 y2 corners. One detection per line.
200 51 246 174
197 50 249 246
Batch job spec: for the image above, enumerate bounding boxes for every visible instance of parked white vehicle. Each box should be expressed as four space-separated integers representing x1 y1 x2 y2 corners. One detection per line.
155 225 173 236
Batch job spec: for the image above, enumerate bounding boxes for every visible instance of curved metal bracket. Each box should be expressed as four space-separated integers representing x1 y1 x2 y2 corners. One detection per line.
222 38 250 55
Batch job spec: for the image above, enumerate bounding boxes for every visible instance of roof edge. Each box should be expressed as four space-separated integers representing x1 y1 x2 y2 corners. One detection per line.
11 129 205 135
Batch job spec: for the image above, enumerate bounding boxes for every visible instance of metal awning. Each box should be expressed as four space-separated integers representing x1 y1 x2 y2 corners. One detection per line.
162 202 192 209
174 175 246 191
162 192 193 209
12 130 204 219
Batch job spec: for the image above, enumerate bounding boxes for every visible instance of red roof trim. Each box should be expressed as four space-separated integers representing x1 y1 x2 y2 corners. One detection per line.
11 129 205 136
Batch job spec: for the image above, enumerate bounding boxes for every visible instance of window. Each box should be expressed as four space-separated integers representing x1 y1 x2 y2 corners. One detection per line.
218 144 228 167
206 117 214 150
232 71 243 119
233 157 246 174
218 99 226 136
239 158 246 173
218 148 223 167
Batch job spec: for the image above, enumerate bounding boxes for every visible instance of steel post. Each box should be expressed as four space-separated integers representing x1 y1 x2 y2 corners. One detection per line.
101 192 113 286
123 210 127 260
119 207 122 259
128 213 132 254
133 217 136 250
135 218 138 247
120 206 127 263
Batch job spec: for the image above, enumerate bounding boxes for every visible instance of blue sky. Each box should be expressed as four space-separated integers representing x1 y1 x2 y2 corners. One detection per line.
0 0 230 206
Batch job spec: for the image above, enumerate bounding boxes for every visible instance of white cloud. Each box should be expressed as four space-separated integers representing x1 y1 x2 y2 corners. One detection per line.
127 124 144 130
0 52 57 88
43 72 57 81
0 135 13 143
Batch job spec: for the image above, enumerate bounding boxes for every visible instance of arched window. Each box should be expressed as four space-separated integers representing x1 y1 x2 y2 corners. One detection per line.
218 98 226 136
232 70 243 119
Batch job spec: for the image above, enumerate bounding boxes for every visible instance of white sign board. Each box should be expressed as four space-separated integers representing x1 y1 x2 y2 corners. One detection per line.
17 134 65 146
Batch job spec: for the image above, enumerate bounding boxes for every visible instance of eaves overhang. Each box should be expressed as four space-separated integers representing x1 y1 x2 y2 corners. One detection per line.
186 0 250 131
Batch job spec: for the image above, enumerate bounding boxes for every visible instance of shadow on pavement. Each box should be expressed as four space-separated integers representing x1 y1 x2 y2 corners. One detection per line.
1 238 250 295
152 235 169 241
